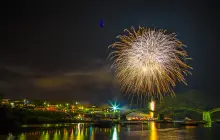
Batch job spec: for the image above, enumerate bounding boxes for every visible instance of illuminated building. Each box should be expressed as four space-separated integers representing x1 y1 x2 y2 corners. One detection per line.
25 103 35 109
126 111 151 120
87 106 102 113
47 105 57 111
1 98 10 104
13 100 25 108
34 107 47 111
10 102 15 108
102 108 111 113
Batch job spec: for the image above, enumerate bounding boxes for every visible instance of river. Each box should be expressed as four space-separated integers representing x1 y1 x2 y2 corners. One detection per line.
1 122 219 140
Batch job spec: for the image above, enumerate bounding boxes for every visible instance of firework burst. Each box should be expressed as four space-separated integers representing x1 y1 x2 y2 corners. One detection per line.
108 26 192 100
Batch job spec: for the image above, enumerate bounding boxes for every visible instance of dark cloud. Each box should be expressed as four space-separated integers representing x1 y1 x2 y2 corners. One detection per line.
0 60 120 103
3 66 37 76
32 66 116 89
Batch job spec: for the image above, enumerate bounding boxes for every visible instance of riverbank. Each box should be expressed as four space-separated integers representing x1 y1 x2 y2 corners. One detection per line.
0 105 87 133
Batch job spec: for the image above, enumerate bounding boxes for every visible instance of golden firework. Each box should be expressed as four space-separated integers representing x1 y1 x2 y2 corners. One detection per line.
108 26 192 100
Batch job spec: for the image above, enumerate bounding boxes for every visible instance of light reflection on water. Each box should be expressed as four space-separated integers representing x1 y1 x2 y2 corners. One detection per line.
4 122 219 140
150 122 157 140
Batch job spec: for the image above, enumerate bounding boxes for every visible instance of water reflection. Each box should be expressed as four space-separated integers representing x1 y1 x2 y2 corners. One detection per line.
126 122 197 140
89 126 94 140
204 122 212 127
112 127 117 140
150 122 157 140
4 122 207 140
7 123 119 140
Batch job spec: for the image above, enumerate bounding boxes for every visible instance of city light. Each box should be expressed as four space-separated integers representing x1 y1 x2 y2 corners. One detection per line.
150 100 155 119
150 101 155 111
10 102 14 108
113 106 117 111
109 101 120 112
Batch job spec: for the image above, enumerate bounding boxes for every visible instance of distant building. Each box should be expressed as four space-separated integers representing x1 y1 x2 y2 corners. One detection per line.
25 103 35 109
47 105 57 111
9 100 35 109
126 111 151 120
13 100 25 108
102 108 111 112
34 107 47 111
1 98 10 104
87 106 102 113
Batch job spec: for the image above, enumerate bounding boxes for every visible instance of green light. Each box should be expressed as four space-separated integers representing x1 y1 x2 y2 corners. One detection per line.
204 122 212 127
203 112 211 122
19 133 26 140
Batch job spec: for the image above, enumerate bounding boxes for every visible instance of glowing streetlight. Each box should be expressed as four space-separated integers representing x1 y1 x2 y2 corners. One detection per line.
113 106 117 111
108 101 120 112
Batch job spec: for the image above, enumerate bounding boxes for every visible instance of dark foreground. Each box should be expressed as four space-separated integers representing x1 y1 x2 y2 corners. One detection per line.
1 122 220 140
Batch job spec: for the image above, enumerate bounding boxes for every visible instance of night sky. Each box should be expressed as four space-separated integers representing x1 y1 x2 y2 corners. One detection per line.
0 0 219 104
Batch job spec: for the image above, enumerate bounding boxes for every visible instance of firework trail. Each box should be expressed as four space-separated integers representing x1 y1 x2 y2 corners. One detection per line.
108 26 192 100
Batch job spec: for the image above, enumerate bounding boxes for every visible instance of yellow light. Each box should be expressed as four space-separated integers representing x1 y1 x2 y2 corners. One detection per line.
150 100 155 118
150 101 155 111
150 112 154 118
150 122 157 140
